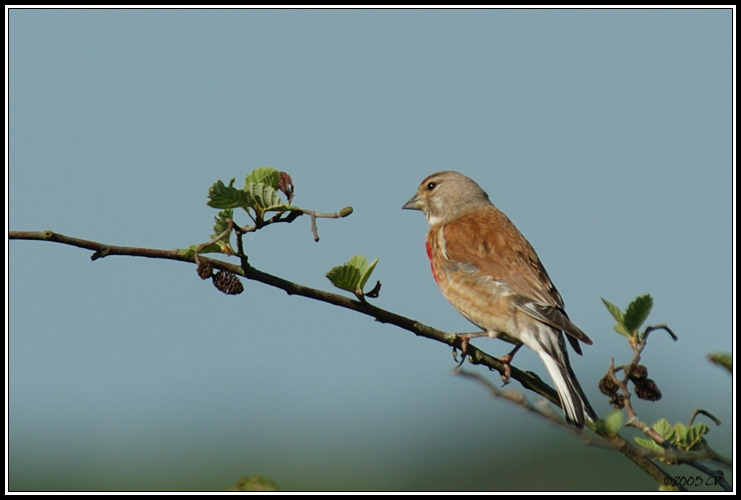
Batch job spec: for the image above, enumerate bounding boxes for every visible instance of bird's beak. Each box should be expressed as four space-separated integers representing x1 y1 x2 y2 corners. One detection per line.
402 193 423 211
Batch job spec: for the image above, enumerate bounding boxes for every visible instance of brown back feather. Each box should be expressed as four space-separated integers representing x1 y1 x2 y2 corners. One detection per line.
438 206 592 350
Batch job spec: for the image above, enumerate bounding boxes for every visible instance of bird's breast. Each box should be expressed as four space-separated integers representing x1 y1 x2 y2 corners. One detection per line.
426 226 519 335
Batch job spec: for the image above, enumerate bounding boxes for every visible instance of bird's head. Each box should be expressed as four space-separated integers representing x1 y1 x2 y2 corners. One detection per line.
402 170 491 225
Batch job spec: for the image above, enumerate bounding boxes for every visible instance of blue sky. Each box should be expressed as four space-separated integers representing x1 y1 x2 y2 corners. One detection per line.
7 8 734 491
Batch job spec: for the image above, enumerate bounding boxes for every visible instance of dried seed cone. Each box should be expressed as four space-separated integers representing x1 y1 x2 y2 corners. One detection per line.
197 261 214 280
610 394 626 409
634 378 662 401
628 364 648 381
599 374 619 395
213 270 244 295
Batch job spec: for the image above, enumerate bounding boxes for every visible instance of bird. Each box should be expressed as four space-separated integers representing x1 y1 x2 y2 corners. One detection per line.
402 170 596 428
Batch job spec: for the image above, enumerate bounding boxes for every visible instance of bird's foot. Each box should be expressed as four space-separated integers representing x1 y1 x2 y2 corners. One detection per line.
452 332 489 366
495 344 523 385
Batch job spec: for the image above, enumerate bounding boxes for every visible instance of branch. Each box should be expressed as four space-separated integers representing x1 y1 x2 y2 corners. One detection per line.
9 229 685 490
9 229 556 404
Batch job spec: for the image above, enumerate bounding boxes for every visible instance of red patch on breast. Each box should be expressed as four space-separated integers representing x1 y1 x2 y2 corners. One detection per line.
425 240 440 284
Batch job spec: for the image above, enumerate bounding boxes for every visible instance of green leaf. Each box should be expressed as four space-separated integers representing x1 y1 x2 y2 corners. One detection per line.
212 209 234 236
245 167 280 189
326 261 363 294
208 173 295 221
207 179 253 210
204 209 235 254
599 410 624 437
636 418 711 463
708 352 732 373
179 242 227 257
685 423 709 450
666 422 709 451
230 475 280 492
671 422 688 447
601 298 630 336
601 297 624 323
180 208 236 258
635 436 664 454
178 245 198 258
653 418 673 440
326 255 379 298
245 181 285 212
613 324 630 337
625 294 653 334
640 418 711 454
357 257 379 291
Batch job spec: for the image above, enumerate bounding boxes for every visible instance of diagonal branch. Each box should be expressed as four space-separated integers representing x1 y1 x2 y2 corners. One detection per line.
9 230 554 401
9 229 683 489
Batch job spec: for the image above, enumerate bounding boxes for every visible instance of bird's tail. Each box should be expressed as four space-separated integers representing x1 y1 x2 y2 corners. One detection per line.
536 331 596 428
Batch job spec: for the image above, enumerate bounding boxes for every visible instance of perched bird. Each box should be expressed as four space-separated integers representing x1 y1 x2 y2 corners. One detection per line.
403 170 596 427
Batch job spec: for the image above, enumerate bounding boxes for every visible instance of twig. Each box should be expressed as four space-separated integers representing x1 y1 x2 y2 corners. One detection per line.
194 219 235 264
300 207 354 242
231 207 352 242
455 368 604 440
689 408 722 427
643 324 678 342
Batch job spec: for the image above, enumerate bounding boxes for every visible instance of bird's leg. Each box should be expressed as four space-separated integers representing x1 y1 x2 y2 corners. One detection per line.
452 331 489 365
452 334 522 385
496 343 523 384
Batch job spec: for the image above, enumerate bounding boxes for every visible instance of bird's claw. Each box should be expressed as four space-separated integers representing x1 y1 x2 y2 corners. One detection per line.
453 333 487 366
497 354 513 385
452 337 471 366
452 346 466 366
495 344 523 385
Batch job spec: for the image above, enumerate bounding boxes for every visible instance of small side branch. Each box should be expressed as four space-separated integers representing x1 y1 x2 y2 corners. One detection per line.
301 207 354 242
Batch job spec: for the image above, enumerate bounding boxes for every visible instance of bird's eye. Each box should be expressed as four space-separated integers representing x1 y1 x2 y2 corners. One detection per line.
426 182 437 191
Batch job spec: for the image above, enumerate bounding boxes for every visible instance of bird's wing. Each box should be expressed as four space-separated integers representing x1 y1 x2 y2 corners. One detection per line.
439 207 592 350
